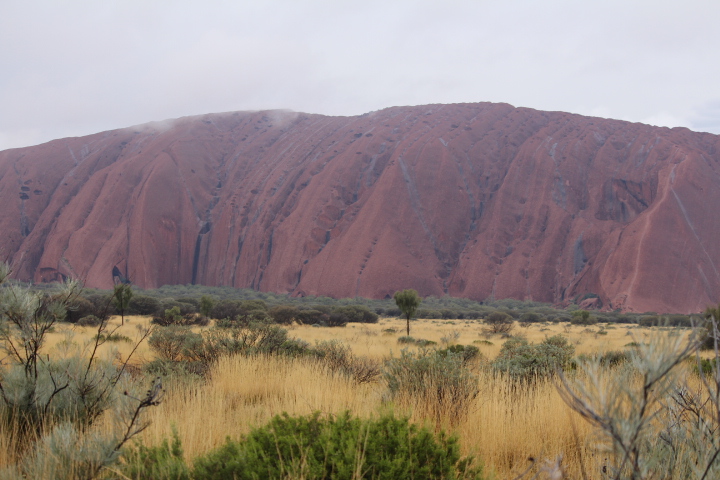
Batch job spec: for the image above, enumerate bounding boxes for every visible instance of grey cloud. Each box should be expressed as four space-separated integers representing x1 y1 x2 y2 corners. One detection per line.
1 0 719 151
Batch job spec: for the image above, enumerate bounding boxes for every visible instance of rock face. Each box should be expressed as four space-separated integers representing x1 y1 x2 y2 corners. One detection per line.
1 103 720 313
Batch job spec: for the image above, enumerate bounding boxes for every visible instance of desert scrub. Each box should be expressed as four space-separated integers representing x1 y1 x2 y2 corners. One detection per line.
492 335 574 381
0 262 161 479
557 328 720 479
312 340 381 384
121 427 190 480
384 348 479 426
191 411 485 480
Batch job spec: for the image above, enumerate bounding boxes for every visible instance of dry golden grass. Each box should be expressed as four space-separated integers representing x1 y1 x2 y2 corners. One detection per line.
11 316 697 478
132 318 678 478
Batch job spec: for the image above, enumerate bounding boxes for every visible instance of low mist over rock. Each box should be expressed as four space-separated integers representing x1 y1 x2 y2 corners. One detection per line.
1 103 719 313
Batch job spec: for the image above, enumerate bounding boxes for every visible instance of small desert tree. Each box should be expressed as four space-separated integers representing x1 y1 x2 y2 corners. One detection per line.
394 289 421 336
199 295 215 319
113 283 133 325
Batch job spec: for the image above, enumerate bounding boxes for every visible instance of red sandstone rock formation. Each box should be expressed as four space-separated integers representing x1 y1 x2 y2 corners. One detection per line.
1 103 719 313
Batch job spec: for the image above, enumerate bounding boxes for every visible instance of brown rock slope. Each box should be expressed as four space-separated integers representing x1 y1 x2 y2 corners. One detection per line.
1 103 720 313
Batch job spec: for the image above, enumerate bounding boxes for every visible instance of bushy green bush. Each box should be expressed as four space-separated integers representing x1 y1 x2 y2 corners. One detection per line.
210 299 268 321
268 305 299 324
384 349 479 426
437 345 482 365
492 335 575 380
484 311 514 334
191 411 485 480
519 311 543 324
570 310 597 325
127 295 162 316
64 296 98 323
121 427 190 480
331 305 379 324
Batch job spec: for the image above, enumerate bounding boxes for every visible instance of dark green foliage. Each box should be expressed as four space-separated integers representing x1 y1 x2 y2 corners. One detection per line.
416 309 441 319
128 295 162 316
519 311 543 324
151 307 210 327
78 314 103 327
199 295 215 319
295 308 325 323
575 350 631 369
95 332 132 343
64 296 97 323
268 305 299 324
397 336 416 344
437 345 481 365
192 411 484 480
693 357 720 376
160 299 197 316
332 305 379 324
210 299 268 322
114 283 133 325
84 293 115 319
122 427 190 480
484 311 514 334
570 310 597 325
492 335 575 380
394 289 421 336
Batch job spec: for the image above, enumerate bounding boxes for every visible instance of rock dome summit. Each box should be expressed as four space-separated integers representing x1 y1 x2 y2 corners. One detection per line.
2 102 719 313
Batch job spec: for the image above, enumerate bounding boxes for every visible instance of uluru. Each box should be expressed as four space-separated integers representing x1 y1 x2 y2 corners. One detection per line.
1 102 719 314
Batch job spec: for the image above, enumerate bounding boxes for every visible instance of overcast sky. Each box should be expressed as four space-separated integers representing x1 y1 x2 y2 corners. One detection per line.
2 0 719 151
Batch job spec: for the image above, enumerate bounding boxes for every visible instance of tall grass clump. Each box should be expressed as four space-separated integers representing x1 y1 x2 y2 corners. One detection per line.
384 348 479 427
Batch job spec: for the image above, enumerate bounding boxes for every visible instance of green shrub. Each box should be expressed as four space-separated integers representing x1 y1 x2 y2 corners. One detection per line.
127 295 162 316
384 349 479 426
268 305 299 324
64 296 98 323
570 310 597 325
415 339 437 347
331 305 379 324
192 412 485 480
78 314 103 327
484 311 514 334
95 332 132 343
121 427 190 480
397 336 416 344
492 335 575 380
574 350 631 369
296 309 328 325
437 345 482 365
519 311 543 324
